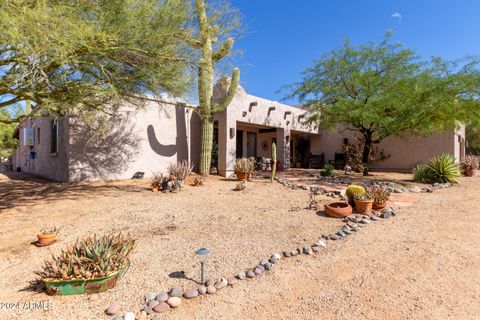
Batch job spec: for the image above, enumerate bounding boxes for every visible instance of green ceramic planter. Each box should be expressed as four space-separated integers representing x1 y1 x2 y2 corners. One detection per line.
43 264 128 296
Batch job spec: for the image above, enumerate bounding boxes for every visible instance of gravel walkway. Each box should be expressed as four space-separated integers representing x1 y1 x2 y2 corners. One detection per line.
0 173 478 319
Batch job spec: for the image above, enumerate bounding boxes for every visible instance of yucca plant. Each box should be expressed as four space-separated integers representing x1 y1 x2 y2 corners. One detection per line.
413 164 430 183
426 154 461 184
321 163 335 177
167 160 193 181
36 233 136 281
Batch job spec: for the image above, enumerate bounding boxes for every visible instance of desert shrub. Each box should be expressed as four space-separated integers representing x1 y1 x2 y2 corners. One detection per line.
151 171 166 190
370 187 390 206
234 158 255 173
36 233 136 281
167 160 193 181
194 175 205 186
414 154 461 184
412 164 430 183
233 181 246 191
321 163 335 177
461 155 479 173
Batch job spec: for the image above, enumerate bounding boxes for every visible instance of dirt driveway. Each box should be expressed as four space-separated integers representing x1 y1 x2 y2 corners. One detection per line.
0 173 479 319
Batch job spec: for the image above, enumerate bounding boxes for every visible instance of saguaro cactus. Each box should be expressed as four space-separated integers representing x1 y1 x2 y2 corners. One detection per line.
271 142 277 182
187 0 240 176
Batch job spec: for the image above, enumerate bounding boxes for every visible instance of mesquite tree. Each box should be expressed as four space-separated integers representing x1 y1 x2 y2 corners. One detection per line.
187 0 240 175
288 32 480 164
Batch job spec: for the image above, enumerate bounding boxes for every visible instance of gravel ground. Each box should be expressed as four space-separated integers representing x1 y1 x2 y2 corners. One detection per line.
0 172 479 320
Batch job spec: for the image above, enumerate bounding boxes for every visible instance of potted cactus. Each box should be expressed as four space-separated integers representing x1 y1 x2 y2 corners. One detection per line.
354 191 374 215
371 187 390 210
234 158 255 181
37 233 136 295
461 155 479 177
37 227 59 247
345 185 365 208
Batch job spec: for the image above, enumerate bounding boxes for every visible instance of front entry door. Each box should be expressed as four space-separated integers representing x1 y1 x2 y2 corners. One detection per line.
247 132 257 157
236 130 243 158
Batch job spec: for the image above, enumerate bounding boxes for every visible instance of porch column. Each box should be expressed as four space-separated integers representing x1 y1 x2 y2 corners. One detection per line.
218 113 236 177
276 127 291 171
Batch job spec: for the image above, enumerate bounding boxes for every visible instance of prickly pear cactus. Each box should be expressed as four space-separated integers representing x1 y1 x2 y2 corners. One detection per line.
271 142 277 182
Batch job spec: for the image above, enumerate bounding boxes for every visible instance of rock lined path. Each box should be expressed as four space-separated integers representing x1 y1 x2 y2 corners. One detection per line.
170 177 479 319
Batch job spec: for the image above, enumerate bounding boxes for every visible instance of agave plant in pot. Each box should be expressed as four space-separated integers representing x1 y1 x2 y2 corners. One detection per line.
37 233 136 295
354 191 375 215
37 227 59 247
371 187 390 210
234 158 255 181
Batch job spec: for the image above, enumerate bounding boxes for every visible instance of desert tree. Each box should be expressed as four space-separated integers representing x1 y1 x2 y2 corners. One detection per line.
288 32 480 164
0 0 192 124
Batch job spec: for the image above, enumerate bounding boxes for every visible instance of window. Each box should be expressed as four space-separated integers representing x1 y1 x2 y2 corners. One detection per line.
36 128 40 144
50 121 58 154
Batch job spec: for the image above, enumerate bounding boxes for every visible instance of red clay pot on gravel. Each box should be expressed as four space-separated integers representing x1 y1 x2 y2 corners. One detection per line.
324 202 353 218
235 171 250 181
355 199 374 215
373 201 388 211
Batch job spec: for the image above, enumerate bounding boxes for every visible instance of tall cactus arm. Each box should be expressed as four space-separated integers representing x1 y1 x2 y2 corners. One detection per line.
213 38 234 62
195 0 209 36
212 67 240 113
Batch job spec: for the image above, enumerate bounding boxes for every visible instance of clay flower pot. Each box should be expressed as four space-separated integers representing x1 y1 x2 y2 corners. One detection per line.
37 233 57 246
324 202 353 218
354 199 374 216
464 168 475 177
235 171 250 181
373 201 388 211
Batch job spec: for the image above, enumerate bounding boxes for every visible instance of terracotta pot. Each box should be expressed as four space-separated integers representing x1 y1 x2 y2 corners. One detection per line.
464 168 475 177
324 202 353 218
37 233 57 246
373 201 388 211
354 199 374 216
235 171 250 181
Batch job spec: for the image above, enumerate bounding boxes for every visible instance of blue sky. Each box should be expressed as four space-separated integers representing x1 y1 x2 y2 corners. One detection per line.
231 0 480 104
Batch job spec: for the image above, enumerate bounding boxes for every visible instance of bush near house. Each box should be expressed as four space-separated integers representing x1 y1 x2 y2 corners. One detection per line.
413 154 461 184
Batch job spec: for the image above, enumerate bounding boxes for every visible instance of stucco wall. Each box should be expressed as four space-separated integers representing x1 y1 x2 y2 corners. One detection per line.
309 127 461 171
68 102 200 182
215 86 319 176
15 117 70 181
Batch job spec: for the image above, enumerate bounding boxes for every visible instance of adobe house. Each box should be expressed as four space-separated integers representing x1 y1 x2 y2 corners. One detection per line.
12 85 465 182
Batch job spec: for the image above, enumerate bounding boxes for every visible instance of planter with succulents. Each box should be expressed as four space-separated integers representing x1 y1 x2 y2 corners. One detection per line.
345 184 366 208
38 233 136 296
371 187 391 210
324 202 353 218
37 227 59 247
354 191 375 215
461 155 479 177
234 158 255 181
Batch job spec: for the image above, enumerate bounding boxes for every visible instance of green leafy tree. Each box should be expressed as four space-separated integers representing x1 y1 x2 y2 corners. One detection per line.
185 0 241 175
0 0 192 124
466 124 480 155
288 32 480 164
0 106 23 159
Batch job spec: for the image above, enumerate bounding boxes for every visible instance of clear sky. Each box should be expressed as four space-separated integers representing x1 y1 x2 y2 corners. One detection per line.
231 0 480 104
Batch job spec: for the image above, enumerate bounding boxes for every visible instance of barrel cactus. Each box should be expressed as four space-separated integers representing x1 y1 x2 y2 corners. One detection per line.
271 142 277 182
346 185 366 199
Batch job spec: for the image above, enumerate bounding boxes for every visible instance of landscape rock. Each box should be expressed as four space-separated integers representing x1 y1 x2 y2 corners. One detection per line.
337 230 346 237
197 286 207 295
263 262 273 271
381 211 392 219
105 303 120 316
314 239 326 247
143 306 154 316
283 251 291 258
155 292 168 302
124 312 135 320
153 302 170 313
206 286 217 294
206 279 215 287
360 218 370 224
215 278 228 289
312 246 321 253
254 267 263 275
273 253 282 260
371 215 380 221
227 278 238 286
303 246 312 255
138 311 148 320
147 300 159 308
256 264 266 272
246 270 256 278
169 287 182 298
166 297 181 308
184 290 199 299
409 186 422 193
236 272 246 280
145 293 156 302
269 256 278 264
330 234 340 240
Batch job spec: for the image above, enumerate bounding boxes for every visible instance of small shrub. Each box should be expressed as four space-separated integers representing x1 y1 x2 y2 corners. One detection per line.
370 187 390 206
234 158 255 173
39 227 59 235
321 163 335 177
150 171 166 191
461 155 479 173
413 154 461 184
233 181 246 191
36 233 136 281
167 160 193 181
194 175 205 186
413 164 430 183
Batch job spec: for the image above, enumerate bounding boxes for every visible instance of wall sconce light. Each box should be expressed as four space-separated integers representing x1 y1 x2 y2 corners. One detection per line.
268 106 276 112
242 111 247 117
195 248 210 285
229 128 235 139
